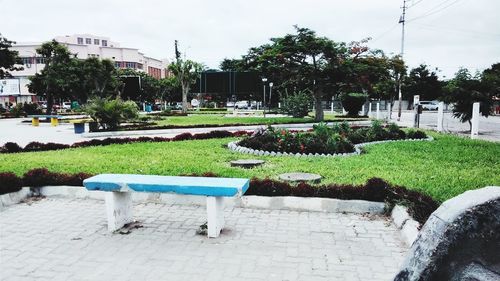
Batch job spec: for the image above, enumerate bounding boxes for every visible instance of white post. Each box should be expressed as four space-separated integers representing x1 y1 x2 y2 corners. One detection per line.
376 103 380 119
368 102 372 117
437 102 444 132
206 197 225 238
361 105 365 116
105 192 133 232
330 101 334 114
387 103 391 120
214 103 217 109
278 102 281 108
471 102 480 139
342 107 347 115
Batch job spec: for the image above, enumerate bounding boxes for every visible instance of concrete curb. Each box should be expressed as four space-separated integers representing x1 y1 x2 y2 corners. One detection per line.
0 187 31 212
228 136 434 158
36 185 387 214
390 205 421 246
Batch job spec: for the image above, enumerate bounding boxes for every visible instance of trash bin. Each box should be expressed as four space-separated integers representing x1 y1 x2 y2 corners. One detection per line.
146 105 152 112
73 122 85 134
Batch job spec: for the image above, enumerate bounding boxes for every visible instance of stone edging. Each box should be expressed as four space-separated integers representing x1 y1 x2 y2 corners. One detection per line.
391 205 421 246
0 187 31 211
2 185 386 215
228 136 434 157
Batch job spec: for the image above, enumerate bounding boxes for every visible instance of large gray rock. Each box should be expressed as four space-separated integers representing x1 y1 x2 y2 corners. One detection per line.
278 173 322 183
394 186 500 281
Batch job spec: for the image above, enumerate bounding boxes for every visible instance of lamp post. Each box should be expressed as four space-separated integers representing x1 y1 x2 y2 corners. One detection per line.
269 82 273 111
262 78 267 115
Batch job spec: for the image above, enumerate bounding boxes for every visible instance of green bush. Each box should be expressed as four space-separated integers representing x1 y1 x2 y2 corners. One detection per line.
281 90 312 118
340 93 368 116
84 97 139 130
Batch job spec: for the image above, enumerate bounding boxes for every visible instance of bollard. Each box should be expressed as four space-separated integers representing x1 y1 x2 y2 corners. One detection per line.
387 103 391 120
376 103 380 119
330 102 333 114
50 117 59 127
437 102 444 132
368 103 372 117
471 102 480 139
342 107 347 115
361 105 365 116
32 117 40 127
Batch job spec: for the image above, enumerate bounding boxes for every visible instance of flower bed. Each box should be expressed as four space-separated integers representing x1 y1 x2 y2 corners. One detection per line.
234 121 428 156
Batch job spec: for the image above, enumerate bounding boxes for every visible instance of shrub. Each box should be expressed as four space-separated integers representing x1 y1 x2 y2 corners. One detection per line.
340 93 368 116
22 103 42 115
3 142 22 153
407 130 428 139
84 97 139 130
280 90 312 118
0 172 23 195
9 104 25 117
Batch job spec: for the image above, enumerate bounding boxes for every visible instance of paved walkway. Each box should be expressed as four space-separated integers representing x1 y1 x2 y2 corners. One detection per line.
0 198 408 281
0 118 370 146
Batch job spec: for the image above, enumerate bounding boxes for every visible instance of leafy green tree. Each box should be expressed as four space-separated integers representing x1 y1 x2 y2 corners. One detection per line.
482 63 500 100
28 40 74 114
77 57 121 103
340 92 368 116
168 59 203 113
0 34 22 78
443 68 493 130
403 64 442 107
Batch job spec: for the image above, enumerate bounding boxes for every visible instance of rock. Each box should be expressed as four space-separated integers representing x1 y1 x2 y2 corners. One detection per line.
278 172 322 183
394 186 500 281
230 159 265 169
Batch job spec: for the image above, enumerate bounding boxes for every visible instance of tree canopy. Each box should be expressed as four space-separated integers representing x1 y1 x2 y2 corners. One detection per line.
0 34 22 79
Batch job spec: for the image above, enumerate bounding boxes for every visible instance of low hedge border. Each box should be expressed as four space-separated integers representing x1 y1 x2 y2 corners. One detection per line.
227 136 434 158
0 168 438 224
0 130 252 154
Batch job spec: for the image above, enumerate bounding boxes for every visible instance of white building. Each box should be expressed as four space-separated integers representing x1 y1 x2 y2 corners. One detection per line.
2 34 169 106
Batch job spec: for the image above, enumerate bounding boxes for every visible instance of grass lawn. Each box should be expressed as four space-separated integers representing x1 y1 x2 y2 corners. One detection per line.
149 114 365 127
0 133 498 202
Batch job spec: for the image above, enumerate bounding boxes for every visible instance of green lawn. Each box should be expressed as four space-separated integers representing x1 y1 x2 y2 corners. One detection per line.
150 114 365 127
1 133 498 202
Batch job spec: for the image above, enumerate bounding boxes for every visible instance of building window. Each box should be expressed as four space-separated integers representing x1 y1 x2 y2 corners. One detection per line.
36 57 46 64
137 63 143 70
77 37 83 44
115 62 121 68
94 39 100 45
125 62 136 69
85 38 91 44
102 40 107 47
21 57 33 65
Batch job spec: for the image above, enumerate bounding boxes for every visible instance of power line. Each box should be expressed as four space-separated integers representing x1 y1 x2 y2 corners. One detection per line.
408 0 425 9
371 24 399 42
412 23 500 39
407 0 465 22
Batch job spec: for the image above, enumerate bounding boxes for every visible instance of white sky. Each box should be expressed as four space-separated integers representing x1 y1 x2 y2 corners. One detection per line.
2 0 499 78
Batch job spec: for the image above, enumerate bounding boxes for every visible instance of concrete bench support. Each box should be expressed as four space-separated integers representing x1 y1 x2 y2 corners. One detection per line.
106 192 133 232
206 196 225 238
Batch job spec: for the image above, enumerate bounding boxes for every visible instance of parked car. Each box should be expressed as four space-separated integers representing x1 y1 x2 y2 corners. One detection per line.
234 100 249 109
419 101 439 110
62 102 72 110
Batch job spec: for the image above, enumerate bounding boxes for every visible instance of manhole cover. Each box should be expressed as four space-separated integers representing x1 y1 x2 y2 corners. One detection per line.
279 172 322 183
230 159 265 168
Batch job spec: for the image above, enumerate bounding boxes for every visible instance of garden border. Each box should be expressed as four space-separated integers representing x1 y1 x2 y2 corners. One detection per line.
227 136 434 157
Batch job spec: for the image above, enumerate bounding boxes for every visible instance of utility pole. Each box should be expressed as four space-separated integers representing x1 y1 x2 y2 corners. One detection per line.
397 0 407 121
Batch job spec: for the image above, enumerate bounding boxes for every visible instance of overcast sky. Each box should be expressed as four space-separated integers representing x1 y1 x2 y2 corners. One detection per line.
2 0 499 78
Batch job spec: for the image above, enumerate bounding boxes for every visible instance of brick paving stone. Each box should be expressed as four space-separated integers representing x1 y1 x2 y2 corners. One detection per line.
0 198 409 281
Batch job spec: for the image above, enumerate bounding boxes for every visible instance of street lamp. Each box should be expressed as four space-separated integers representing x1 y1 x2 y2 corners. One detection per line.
262 78 267 115
269 82 273 110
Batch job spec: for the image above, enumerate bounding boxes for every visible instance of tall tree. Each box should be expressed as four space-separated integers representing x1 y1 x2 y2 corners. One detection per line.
0 34 22 78
168 59 203 113
28 40 74 114
443 68 493 131
403 64 442 107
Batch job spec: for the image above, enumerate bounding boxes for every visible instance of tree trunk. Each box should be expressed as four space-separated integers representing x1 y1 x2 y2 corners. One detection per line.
314 93 324 121
468 120 472 133
46 92 54 115
181 83 188 113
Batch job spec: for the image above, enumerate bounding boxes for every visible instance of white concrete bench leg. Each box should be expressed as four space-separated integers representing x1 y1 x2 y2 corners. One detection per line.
206 196 225 238
105 192 133 232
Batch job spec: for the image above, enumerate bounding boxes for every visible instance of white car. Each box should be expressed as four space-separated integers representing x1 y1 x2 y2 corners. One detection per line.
62 102 72 110
234 101 249 109
419 101 439 110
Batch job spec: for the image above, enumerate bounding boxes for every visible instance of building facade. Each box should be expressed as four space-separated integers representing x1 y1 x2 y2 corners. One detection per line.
2 34 169 106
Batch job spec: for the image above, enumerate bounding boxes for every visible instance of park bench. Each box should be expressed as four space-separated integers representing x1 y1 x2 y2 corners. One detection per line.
28 115 63 127
68 118 93 134
83 174 250 238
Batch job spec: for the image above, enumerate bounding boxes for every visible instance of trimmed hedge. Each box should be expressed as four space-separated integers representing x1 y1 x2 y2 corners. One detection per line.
0 169 438 224
0 130 252 154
